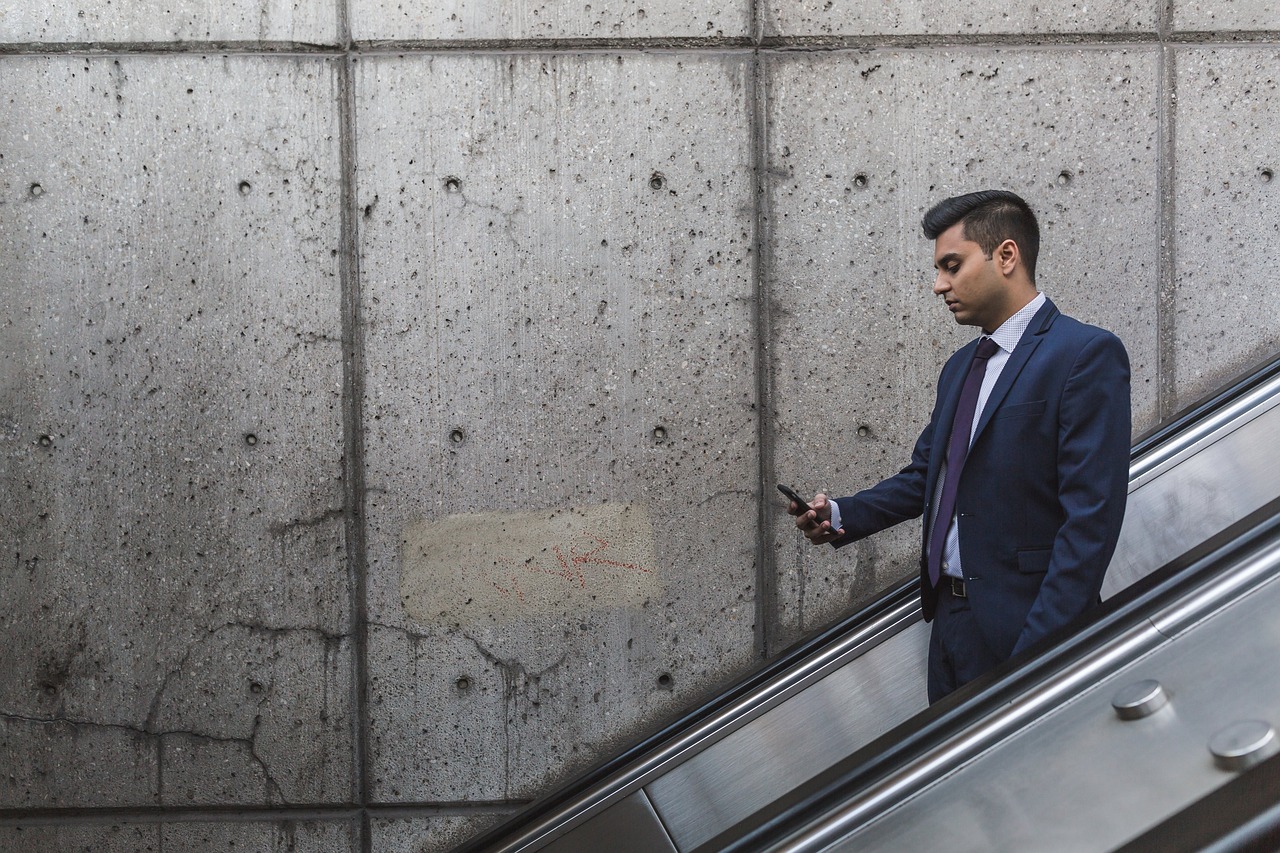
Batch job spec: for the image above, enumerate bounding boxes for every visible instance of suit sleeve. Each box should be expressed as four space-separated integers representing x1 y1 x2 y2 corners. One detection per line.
1013 331 1131 654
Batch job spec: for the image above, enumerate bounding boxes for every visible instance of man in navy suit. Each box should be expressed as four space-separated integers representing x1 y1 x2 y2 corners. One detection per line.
790 190 1131 703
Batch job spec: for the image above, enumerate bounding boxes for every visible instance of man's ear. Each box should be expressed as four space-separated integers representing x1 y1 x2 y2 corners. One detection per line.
995 238 1020 276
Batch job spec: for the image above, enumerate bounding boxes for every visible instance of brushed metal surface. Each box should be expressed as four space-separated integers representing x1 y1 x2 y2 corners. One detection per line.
1104 378 1280 597
795 542 1280 852
543 790 678 853
647 622 930 851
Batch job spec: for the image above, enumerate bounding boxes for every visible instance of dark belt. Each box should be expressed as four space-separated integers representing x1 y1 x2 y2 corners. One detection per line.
943 576 967 598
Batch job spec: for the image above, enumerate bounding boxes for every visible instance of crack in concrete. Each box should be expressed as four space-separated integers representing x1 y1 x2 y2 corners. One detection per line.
368 623 571 795
108 620 350 804
367 621 432 643
0 710 286 802
464 634 568 799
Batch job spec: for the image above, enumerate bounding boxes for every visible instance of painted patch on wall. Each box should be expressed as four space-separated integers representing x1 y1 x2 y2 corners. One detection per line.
401 503 659 624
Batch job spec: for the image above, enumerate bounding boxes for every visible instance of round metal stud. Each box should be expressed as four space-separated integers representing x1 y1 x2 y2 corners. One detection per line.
1210 720 1279 772
1112 679 1168 720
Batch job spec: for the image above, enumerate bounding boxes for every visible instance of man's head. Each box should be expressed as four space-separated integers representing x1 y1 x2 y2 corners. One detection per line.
923 190 1041 332
922 190 1040 281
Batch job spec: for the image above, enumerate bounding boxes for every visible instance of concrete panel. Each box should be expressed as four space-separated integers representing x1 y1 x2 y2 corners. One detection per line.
0 820 357 853
764 0 1156 38
0 55 350 807
1175 1 1280 31
372 814 515 853
356 53 758 801
0 1 338 44
765 48 1160 646
349 0 749 41
1173 47 1280 407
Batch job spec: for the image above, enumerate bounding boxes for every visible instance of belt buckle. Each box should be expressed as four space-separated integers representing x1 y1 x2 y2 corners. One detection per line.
950 577 967 598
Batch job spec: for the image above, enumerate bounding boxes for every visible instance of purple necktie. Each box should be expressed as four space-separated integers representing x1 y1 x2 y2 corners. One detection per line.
927 336 1000 588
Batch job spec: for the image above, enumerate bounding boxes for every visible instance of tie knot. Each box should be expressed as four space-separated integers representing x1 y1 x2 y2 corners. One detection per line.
975 336 1000 360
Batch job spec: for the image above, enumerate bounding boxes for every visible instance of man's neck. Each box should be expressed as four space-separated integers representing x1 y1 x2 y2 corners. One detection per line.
984 291 1044 337
983 289 1041 335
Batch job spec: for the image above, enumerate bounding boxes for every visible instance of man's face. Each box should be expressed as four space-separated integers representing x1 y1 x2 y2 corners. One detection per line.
931 221 1014 333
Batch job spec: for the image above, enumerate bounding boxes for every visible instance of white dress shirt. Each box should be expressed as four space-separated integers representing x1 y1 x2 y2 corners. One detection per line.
829 292 1047 580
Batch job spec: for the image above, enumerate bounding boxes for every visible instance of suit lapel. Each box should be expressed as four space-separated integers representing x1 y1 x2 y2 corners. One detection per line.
972 298 1058 443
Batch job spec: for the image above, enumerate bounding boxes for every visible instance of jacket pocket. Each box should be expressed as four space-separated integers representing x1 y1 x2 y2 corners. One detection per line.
995 399 1047 420
1017 548 1052 575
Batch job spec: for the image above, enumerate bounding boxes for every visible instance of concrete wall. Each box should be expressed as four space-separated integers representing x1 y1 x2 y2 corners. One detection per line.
1 0 1277 850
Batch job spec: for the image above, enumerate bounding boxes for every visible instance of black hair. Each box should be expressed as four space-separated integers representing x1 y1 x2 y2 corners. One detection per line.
921 190 1040 282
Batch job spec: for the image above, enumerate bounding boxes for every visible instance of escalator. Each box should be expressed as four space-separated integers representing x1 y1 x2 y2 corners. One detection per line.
456 353 1280 853
712 496 1280 851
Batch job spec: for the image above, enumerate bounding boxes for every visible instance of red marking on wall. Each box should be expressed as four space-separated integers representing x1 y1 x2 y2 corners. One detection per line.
490 532 653 599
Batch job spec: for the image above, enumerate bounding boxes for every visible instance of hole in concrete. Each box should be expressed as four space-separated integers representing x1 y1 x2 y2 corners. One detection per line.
652 425 667 441
456 676 472 691
856 425 871 437
38 434 53 448
1262 168 1274 184
238 180 252 195
244 433 258 446
250 681 264 694
444 176 462 193
649 172 666 191
41 682 57 696
29 183 44 198
853 173 869 189
1058 170 1073 186
657 673 673 690
450 428 465 444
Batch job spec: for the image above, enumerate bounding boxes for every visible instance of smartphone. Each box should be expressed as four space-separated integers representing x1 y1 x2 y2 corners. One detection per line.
777 484 814 514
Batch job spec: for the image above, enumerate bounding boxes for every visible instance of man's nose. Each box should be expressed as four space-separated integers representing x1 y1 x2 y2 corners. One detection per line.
933 273 949 295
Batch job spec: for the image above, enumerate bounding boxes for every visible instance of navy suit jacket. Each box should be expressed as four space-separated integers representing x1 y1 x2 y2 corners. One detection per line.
833 298 1131 659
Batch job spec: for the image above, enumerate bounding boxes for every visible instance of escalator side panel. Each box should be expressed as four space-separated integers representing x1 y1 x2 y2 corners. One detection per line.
646 622 930 852
825 554 1280 852
542 789 678 853
1111 750 1280 852
1104 384 1280 597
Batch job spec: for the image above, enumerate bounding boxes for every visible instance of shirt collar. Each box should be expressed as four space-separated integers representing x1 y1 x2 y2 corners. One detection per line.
985 292 1045 354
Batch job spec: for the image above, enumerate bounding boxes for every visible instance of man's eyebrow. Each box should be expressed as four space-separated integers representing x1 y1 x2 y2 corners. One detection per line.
934 252 961 269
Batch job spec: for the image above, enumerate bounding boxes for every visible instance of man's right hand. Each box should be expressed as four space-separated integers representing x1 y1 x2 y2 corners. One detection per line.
789 492 844 545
